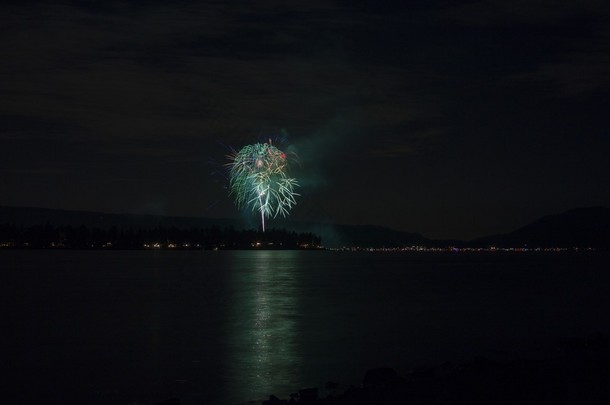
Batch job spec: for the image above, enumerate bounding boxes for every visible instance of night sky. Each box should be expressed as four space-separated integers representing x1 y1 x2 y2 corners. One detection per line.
1 0 609 240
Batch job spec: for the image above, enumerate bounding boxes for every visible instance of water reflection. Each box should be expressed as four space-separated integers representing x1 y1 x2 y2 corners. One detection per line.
226 251 302 403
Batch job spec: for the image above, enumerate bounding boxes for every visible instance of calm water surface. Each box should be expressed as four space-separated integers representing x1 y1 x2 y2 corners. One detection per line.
2 250 610 404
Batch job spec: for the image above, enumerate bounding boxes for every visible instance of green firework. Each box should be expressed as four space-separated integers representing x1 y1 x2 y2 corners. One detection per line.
227 142 299 231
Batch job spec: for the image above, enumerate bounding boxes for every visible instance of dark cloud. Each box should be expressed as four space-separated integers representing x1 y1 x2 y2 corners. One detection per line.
1 0 609 239
435 0 609 25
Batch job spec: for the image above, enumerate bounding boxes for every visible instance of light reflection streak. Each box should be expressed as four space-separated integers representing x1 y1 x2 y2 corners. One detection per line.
226 250 301 403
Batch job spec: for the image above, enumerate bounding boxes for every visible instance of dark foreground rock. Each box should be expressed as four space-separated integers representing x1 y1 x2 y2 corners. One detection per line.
263 333 610 404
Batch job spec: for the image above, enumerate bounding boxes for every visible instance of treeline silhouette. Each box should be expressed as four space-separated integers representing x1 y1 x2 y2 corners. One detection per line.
0 223 322 249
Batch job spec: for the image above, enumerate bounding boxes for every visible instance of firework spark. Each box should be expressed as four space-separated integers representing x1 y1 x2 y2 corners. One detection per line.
227 141 299 231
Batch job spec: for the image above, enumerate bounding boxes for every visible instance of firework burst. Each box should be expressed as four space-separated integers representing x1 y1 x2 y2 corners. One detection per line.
227 141 299 231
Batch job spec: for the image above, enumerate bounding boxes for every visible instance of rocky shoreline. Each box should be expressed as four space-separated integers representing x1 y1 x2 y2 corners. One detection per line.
258 333 610 405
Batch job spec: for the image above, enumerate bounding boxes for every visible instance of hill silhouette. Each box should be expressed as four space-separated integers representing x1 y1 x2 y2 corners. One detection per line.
0 206 431 248
470 207 610 248
1 206 609 248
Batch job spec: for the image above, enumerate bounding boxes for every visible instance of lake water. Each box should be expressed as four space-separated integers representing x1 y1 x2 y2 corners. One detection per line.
2 250 610 404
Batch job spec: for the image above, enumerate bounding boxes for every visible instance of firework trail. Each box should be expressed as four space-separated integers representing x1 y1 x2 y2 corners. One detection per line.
227 140 299 231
